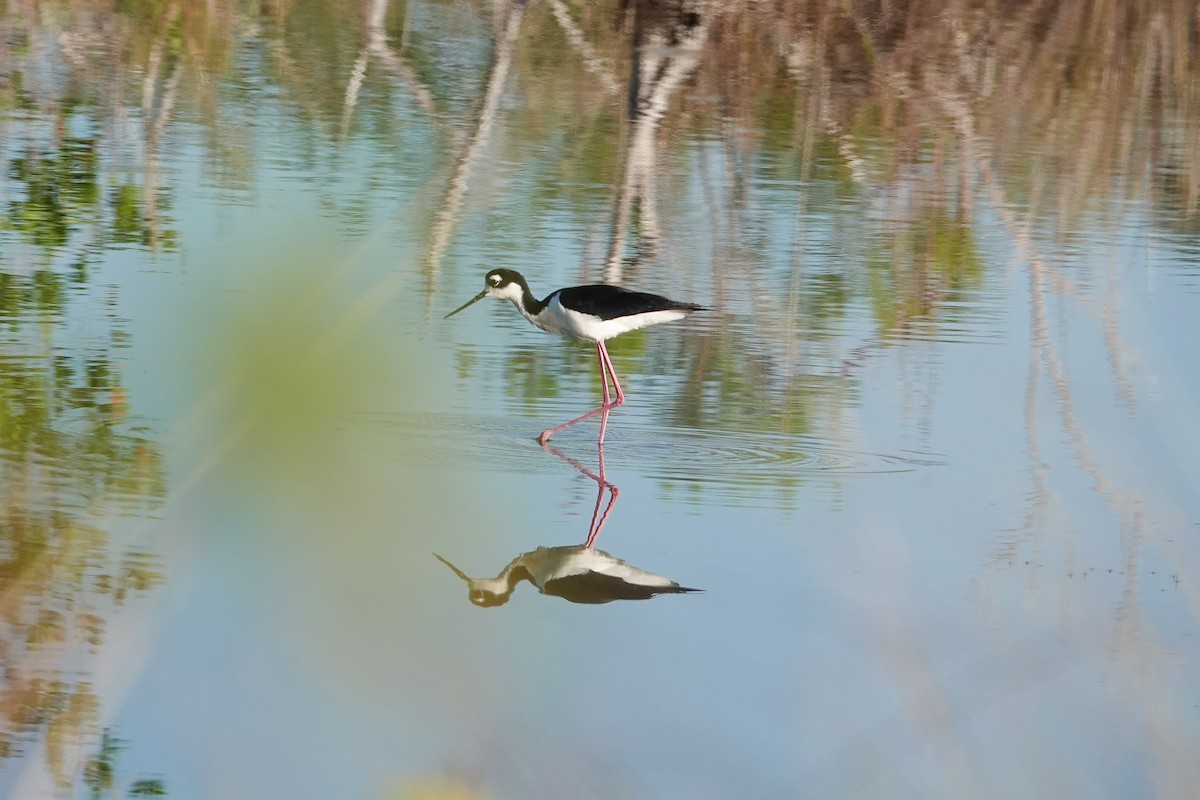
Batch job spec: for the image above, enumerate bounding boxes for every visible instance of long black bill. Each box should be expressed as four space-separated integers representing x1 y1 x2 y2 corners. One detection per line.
433 553 472 582
444 290 488 319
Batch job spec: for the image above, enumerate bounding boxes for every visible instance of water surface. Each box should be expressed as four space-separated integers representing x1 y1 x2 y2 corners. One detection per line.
1 1 1198 798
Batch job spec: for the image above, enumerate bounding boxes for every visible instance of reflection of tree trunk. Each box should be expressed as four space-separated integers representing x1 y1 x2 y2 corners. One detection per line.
605 1 708 283
140 1 181 253
424 0 526 313
140 2 180 110
143 64 180 253
938 70 1157 663
341 0 438 141
546 0 620 94
906 22 1182 729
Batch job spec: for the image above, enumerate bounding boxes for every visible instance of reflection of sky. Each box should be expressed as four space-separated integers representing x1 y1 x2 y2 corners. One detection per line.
74 141 1200 797
5 24 1200 800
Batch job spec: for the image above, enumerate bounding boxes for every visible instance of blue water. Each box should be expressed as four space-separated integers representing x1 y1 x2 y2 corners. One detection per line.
1 2 1198 798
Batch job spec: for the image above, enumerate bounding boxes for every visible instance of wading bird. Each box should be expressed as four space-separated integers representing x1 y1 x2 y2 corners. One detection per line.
434 547 700 606
445 269 705 443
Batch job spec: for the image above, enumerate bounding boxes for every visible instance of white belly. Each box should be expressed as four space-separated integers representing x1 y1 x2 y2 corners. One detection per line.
527 296 688 341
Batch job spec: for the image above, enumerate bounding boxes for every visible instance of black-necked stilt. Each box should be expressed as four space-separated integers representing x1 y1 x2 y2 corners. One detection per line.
445 269 705 443
433 547 701 606
433 411 701 605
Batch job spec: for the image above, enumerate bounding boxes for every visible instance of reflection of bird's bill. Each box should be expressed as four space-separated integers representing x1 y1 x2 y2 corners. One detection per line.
433 553 472 582
444 290 488 319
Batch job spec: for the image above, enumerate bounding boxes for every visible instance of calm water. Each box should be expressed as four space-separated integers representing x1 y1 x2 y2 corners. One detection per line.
2 1 1199 798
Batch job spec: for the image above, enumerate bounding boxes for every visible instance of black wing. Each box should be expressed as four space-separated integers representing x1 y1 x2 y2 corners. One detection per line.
540 571 703 604
552 284 705 321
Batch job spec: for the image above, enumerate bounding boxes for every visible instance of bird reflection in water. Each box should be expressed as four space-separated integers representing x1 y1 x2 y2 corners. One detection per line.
434 412 700 606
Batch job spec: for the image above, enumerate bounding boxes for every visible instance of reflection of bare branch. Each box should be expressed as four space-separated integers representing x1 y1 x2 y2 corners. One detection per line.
142 64 181 252
546 0 620 95
1016 234 1050 596
835 530 989 799
915 32 1200 780
366 6 437 115
341 0 439 140
139 1 183 253
605 5 709 282
827 119 868 184
934 57 1176 720
424 0 526 310
142 2 181 115
785 18 867 186
340 45 371 140
933 77 1119 498
1102 275 1137 410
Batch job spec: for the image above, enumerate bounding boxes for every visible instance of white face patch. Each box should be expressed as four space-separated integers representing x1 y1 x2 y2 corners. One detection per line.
488 273 502 286
491 282 524 303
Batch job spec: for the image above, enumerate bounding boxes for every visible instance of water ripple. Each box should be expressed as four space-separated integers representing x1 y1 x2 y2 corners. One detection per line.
354 411 943 506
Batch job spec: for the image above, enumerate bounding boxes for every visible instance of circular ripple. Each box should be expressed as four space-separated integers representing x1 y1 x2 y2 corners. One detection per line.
353 411 943 506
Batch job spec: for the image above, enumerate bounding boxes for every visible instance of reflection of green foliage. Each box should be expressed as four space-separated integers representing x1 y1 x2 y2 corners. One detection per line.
492 3 626 217
80 729 168 798
758 77 798 156
0 69 39 111
0 675 101 789
0 113 166 792
0 341 166 778
4 134 176 259
0 347 166 506
7 188 69 250
6 139 99 251
0 508 164 642
863 206 985 335
0 357 165 778
921 213 983 295
499 332 657 408
110 185 144 244
802 272 852 329
84 730 121 797
129 778 168 797
0 271 67 319
114 0 160 23
528 111 623 216
678 331 816 438
505 347 567 403
489 324 844 457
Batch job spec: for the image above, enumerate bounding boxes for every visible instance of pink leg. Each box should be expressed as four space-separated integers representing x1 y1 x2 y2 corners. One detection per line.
585 478 618 548
598 341 625 405
595 343 614 407
596 343 612 406
537 342 626 444
538 405 609 444
538 422 618 549
584 431 619 548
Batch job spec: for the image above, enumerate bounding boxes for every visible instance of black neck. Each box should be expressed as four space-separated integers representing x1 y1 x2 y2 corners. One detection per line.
499 563 534 590
513 277 547 316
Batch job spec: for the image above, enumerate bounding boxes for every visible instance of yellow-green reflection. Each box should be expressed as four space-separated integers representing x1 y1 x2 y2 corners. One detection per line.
0 0 1195 795
0 180 165 796
1 13 172 792
169 231 416 504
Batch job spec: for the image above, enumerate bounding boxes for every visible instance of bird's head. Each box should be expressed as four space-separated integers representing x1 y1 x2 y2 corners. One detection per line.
444 269 528 318
433 553 513 607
